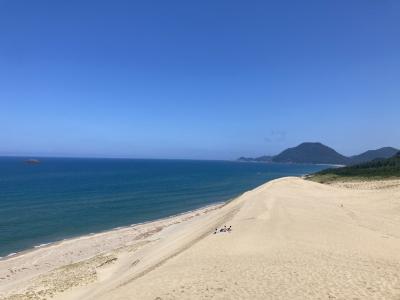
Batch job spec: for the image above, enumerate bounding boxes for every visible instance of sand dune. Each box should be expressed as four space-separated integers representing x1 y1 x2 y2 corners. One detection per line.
2 177 400 299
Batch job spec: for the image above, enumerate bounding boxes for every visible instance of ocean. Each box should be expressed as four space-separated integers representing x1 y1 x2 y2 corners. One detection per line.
0 157 327 257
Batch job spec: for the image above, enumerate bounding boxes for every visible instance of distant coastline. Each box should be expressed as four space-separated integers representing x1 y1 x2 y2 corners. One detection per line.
236 159 345 168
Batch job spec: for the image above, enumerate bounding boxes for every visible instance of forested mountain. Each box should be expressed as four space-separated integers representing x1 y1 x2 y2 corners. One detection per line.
349 147 399 165
238 143 398 166
272 142 348 164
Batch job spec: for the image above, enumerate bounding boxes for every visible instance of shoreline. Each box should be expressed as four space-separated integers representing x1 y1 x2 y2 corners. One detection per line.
0 201 226 262
0 197 237 299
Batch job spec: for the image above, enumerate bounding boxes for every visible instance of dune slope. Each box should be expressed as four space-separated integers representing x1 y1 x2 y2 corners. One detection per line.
54 177 400 300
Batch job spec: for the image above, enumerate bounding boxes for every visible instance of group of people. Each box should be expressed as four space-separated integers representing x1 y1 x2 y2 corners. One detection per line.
213 225 232 234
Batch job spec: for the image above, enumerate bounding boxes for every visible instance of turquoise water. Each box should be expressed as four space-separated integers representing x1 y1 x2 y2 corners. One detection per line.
0 157 327 257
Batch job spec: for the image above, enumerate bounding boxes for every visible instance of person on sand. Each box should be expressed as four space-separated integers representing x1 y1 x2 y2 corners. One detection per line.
213 228 218 234
227 226 232 232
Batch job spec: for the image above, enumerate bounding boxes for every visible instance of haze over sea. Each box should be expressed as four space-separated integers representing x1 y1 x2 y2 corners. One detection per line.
0 157 326 257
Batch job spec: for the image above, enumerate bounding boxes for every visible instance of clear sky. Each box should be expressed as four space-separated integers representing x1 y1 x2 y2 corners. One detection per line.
1 0 399 159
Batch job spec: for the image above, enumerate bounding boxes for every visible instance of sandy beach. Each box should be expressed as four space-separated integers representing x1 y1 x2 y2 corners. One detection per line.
2 177 400 299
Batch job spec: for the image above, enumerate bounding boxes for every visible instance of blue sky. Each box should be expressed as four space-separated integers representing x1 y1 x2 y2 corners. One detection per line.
1 0 399 159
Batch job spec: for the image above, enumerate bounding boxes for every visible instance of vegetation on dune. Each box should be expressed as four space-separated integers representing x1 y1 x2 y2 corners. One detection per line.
308 151 400 183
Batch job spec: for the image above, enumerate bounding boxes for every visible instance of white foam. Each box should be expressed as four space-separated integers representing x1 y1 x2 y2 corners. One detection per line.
34 243 50 248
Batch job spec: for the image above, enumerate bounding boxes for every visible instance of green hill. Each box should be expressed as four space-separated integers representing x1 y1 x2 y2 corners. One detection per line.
272 142 349 165
308 151 400 183
349 147 398 165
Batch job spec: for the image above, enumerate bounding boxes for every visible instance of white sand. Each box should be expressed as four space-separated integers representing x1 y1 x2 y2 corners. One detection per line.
2 177 400 299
